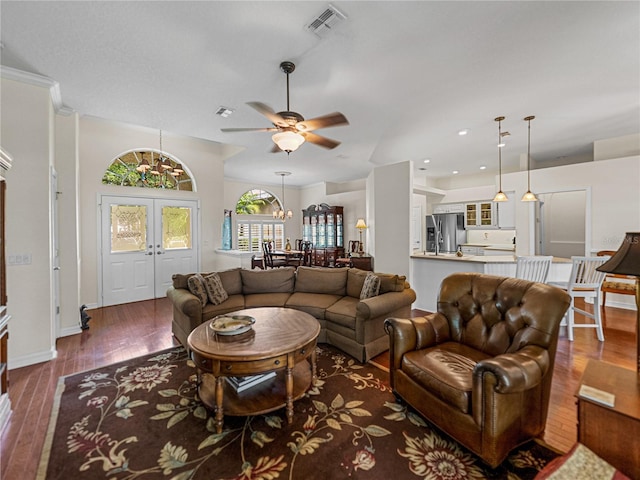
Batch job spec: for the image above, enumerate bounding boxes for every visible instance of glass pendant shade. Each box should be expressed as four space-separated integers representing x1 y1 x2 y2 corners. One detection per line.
493 190 509 202
521 190 538 202
272 131 305 153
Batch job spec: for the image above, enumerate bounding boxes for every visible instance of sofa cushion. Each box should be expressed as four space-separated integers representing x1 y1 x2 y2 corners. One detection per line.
295 266 347 296
325 296 358 329
376 272 407 293
402 342 491 414
218 268 243 295
203 272 228 305
245 293 290 308
347 268 369 298
187 274 208 307
286 292 342 319
241 267 295 294
201 295 246 322
360 272 381 299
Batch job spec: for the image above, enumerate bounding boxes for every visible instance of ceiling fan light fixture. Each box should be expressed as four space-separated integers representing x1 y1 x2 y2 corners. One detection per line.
272 131 305 153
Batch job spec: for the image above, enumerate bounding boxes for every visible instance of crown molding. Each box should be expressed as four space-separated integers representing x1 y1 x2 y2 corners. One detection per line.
0 66 74 116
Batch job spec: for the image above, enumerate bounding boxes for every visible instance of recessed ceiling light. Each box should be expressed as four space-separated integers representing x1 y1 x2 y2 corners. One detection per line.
452 170 459 174
423 159 430 164
480 165 486 170
498 142 506 148
458 129 469 136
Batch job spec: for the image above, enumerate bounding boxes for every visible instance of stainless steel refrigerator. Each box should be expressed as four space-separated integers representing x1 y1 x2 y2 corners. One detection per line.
426 213 466 253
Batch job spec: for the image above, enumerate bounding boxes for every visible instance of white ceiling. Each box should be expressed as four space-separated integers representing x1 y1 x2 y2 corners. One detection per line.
1 1 638 187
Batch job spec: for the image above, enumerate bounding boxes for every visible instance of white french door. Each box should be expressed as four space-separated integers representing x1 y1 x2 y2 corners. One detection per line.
101 196 199 306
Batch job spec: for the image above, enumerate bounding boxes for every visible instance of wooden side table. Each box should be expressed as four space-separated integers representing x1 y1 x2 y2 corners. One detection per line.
576 359 640 479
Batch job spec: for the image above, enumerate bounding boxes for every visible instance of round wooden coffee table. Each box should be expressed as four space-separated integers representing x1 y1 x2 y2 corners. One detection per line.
187 307 320 433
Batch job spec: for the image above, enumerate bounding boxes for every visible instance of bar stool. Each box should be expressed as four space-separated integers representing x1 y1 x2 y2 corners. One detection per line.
549 256 609 341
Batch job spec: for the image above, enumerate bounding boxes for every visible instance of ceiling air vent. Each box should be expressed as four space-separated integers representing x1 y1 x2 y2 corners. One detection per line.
305 4 346 38
215 106 234 118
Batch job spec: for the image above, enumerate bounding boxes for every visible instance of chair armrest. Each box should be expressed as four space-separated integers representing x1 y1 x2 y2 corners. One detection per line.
384 313 451 374
473 345 550 394
167 287 203 319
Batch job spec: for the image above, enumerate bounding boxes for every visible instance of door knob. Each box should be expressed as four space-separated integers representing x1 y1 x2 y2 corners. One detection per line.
156 251 164 255
146 252 153 256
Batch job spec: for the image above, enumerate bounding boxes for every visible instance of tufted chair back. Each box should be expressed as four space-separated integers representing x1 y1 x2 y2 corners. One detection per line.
438 274 561 357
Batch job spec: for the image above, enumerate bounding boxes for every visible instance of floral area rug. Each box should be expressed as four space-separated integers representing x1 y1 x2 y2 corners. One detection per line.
37 345 560 479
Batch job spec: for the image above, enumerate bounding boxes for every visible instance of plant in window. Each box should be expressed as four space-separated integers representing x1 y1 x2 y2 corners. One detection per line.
236 191 267 214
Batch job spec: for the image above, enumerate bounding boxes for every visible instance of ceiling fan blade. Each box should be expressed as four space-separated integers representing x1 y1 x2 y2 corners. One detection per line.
247 101 288 127
221 127 278 133
301 131 341 149
296 112 349 132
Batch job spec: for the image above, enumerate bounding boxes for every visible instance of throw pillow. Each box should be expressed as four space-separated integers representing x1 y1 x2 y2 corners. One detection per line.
187 273 208 307
360 272 381 300
203 272 229 305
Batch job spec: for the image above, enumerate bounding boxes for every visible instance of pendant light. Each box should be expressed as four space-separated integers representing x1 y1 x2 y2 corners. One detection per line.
273 172 293 221
521 115 538 202
493 116 508 202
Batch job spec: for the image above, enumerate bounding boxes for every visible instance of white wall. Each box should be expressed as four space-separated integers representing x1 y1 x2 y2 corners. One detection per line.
1 78 56 367
55 113 82 337
369 161 412 277
299 182 366 248
79 116 240 306
501 155 640 255
224 178 302 244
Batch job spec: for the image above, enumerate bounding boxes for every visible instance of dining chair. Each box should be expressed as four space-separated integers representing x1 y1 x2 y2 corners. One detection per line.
262 241 287 268
515 255 553 283
549 256 609 341
301 241 313 266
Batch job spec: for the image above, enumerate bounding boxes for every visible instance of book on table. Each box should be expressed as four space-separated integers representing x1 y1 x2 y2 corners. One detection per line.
226 372 276 393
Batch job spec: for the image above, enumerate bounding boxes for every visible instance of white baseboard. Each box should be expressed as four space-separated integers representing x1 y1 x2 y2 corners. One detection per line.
59 324 83 338
8 346 57 369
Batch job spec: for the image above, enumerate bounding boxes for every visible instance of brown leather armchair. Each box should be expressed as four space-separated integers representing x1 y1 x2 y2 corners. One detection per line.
384 273 570 468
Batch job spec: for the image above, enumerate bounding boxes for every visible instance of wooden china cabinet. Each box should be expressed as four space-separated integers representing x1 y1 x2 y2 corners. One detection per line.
302 204 344 267
0 147 12 433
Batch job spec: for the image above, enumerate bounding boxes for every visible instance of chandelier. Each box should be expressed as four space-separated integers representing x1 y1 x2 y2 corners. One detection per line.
273 171 293 221
136 130 184 184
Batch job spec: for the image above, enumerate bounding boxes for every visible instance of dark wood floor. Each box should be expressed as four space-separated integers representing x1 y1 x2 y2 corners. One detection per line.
0 297 636 479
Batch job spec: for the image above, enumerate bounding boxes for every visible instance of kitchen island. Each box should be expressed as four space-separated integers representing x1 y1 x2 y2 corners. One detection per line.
411 253 571 312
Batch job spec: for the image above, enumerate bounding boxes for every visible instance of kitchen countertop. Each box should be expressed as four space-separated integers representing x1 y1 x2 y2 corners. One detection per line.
411 252 570 263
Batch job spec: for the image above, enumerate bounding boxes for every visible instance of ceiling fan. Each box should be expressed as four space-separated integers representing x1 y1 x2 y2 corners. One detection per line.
221 61 349 154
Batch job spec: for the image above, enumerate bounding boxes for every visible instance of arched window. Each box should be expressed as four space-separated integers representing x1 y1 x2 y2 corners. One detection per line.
235 189 285 252
102 150 193 191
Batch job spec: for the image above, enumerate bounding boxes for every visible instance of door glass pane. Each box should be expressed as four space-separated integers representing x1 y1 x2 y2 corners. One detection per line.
162 206 192 249
111 205 147 252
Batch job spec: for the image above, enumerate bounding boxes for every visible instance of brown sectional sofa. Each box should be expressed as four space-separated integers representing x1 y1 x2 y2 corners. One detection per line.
167 266 416 362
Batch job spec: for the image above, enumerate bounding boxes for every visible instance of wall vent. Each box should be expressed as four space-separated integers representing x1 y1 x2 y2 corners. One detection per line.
305 4 346 38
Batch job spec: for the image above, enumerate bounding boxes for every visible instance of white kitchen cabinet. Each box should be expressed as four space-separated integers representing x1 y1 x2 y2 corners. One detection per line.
433 203 465 214
465 201 496 228
461 246 484 255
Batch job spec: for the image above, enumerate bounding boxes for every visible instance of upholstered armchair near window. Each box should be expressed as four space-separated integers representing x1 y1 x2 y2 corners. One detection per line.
384 273 570 468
